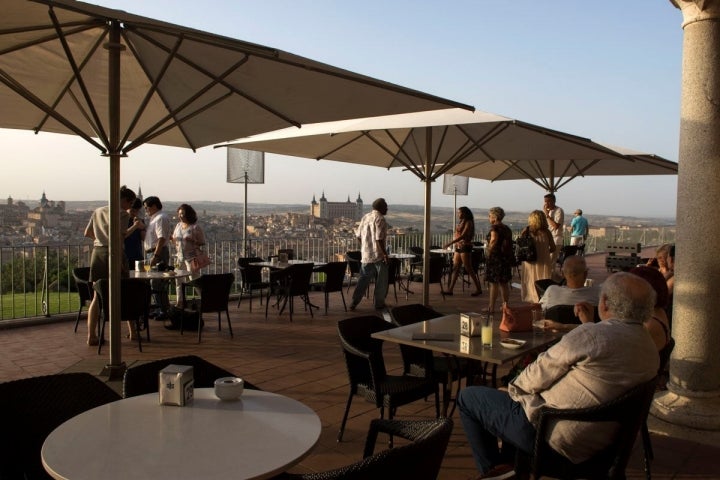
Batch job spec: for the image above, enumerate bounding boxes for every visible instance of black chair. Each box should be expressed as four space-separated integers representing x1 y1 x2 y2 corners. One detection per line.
516 376 659 480
408 255 447 300
312 261 348 314
345 250 362 293
265 263 315 322
389 304 469 417
385 256 401 302
237 256 270 312
94 278 152 353
269 248 295 262
274 418 453 480
0 372 121 480
336 315 439 443
545 304 600 324
534 278 560 299
408 246 424 281
641 338 675 480
72 266 93 333
122 354 260 398
557 245 580 268
182 273 235 342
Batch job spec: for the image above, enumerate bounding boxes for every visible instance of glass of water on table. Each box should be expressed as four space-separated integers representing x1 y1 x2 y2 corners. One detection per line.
532 307 545 335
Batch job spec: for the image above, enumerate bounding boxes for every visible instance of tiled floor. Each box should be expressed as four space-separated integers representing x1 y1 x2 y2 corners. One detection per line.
1 252 719 479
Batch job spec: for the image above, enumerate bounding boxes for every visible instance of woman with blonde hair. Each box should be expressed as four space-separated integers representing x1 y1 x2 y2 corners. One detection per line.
485 207 514 313
520 210 556 303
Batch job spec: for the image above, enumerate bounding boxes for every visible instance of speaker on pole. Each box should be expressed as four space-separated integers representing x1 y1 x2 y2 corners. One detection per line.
442 174 469 232
227 149 265 256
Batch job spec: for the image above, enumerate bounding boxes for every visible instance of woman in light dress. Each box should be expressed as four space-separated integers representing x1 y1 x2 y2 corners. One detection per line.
520 210 556 303
171 204 206 307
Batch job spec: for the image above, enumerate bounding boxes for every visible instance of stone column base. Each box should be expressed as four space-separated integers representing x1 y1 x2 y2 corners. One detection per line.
651 389 720 430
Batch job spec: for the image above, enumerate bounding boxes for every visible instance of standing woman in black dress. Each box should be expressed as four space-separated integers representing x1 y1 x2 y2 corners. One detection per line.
485 207 514 313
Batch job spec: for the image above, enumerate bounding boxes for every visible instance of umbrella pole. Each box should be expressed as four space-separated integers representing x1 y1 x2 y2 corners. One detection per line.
422 129 432 306
102 22 126 379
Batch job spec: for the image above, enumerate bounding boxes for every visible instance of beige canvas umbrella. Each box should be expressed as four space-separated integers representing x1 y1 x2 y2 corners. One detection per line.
447 142 678 192
0 0 471 375
222 108 633 304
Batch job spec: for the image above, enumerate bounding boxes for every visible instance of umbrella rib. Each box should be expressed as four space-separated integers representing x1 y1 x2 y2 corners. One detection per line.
119 32 186 149
125 56 248 151
315 132 367 159
129 28 302 129
126 91 232 153
0 68 106 152
35 27 109 140
46 6 110 148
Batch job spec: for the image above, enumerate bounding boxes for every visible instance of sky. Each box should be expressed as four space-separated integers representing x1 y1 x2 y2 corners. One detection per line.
1 0 683 218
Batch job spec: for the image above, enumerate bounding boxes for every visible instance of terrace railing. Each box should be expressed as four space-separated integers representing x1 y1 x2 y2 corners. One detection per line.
0 226 675 323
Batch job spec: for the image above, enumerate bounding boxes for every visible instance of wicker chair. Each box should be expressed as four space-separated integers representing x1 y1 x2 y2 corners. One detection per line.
0 372 121 480
182 273 234 342
265 263 315 322
274 418 453 480
93 278 152 353
237 256 270 312
641 338 675 480
389 304 469 417
345 250 362 293
516 376 659 479
336 315 439 444
122 354 260 398
71 266 93 333
312 261 348 314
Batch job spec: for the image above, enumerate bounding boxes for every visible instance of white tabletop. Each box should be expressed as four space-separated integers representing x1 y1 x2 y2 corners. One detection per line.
128 269 194 280
42 389 321 480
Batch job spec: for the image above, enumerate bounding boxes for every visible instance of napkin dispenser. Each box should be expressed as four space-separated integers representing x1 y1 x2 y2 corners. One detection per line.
159 364 194 406
460 312 485 338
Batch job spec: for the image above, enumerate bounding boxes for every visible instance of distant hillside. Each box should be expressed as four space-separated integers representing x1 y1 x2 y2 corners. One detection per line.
25 199 675 232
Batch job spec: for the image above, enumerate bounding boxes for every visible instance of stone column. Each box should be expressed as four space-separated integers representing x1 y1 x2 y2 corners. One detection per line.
652 0 720 429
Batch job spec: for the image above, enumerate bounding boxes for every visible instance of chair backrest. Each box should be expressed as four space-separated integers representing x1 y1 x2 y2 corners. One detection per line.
545 304 600 324
389 304 444 375
193 273 234 313
0 372 121 479
318 261 348 292
386 257 401 286
306 418 453 480
558 245 580 265
534 278 559 298
530 376 659 479
93 278 152 321
285 263 314 296
278 248 295 260
345 251 362 274
427 255 445 284
337 316 392 394
122 354 258 397
238 257 265 284
72 266 93 303
658 337 675 374
409 246 424 263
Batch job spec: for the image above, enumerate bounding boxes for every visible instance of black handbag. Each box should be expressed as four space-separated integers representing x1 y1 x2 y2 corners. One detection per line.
515 232 537 264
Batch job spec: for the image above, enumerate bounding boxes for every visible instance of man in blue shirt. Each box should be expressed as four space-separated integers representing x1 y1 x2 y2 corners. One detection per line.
570 209 589 247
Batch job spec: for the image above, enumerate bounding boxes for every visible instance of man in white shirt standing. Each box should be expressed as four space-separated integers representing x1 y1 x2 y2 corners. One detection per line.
543 193 564 263
143 196 172 316
349 198 389 311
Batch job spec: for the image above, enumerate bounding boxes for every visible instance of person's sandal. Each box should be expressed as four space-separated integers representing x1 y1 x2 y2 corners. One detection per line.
471 290 482 296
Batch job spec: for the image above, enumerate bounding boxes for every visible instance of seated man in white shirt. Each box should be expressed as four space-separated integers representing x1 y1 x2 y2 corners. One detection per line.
539 255 600 330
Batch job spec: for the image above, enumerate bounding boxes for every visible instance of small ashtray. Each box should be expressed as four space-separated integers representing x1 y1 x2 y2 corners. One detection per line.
213 377 244 400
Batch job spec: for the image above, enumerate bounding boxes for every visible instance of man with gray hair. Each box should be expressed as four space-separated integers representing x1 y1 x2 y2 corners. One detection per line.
457 272 659 479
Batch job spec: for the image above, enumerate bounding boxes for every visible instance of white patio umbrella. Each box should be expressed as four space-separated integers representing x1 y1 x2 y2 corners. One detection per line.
221 108 631 304
447 142 678 192
0 0 472 375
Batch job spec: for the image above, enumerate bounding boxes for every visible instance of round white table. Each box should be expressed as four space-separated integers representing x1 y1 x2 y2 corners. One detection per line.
42 389 321 480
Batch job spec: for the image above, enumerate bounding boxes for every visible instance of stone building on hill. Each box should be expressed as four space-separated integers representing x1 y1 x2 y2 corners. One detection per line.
310 192 363 221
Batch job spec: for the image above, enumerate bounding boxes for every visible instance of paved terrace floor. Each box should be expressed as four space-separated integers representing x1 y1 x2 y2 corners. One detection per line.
1 252 719 479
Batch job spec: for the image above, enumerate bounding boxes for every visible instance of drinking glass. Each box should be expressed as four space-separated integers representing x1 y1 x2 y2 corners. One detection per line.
481 315 493 348
532 308 544 336
142 261 151 273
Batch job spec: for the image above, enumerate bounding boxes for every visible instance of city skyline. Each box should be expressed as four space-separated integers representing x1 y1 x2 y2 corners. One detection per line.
1 1 681 218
